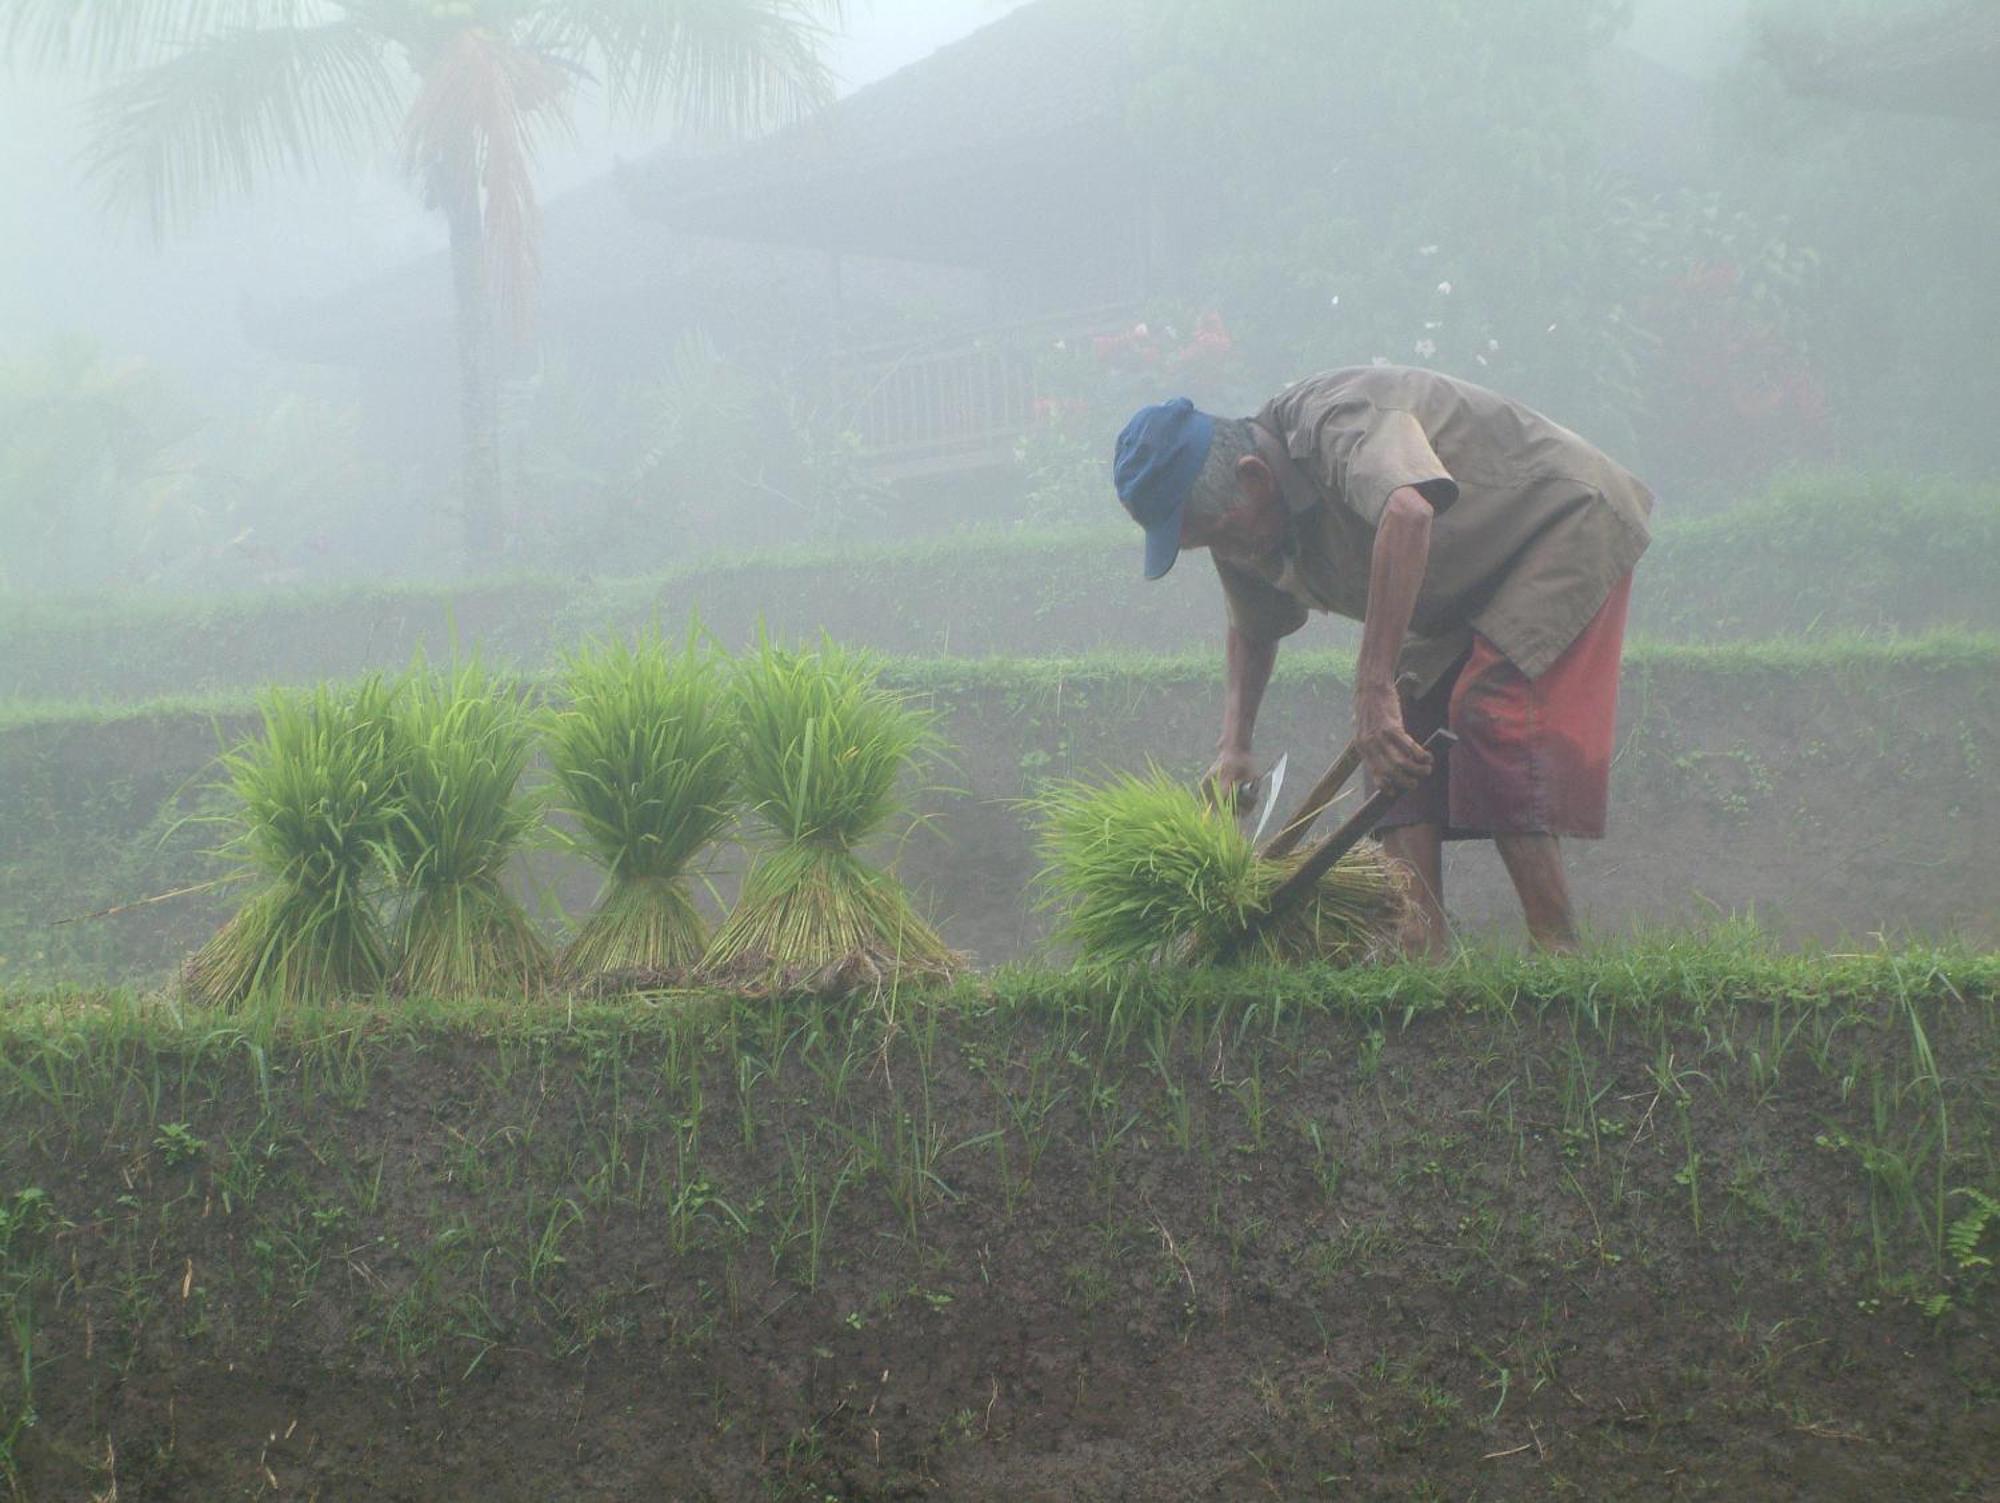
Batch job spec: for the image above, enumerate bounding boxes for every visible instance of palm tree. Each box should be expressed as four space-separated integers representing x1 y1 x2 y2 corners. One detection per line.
3 0 842 567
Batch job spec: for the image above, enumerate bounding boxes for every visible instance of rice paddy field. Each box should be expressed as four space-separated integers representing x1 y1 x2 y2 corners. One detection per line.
3 490 1999 1499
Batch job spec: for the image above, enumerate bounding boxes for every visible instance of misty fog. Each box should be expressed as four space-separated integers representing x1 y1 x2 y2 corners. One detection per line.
2 0 1991 593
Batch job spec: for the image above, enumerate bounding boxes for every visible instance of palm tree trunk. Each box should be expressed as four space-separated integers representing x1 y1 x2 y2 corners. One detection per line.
440 166 502 569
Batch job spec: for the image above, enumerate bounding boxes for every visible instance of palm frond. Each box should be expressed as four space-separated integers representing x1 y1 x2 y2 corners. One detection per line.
405 25 573 332
524 0 839 133
84 19 401 234
1 1 330 72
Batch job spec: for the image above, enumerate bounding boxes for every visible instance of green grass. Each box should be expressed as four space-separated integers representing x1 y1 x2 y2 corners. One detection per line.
6 929 1994 1062
6 464 1994 633
6 467 1996 709
5 628 1995 732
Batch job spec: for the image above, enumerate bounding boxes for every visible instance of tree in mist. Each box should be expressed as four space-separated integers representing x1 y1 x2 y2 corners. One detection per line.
1120 0 1830 490
2 0 842 568
0 337 194 589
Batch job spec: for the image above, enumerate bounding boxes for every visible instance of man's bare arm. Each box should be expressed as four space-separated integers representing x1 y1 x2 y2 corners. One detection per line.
1209 623 1280 795
1353 485 1437 790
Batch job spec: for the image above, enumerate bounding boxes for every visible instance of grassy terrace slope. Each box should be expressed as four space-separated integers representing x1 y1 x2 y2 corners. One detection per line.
4 635 1995 989
1 943 1996 1498
5 475 1995 704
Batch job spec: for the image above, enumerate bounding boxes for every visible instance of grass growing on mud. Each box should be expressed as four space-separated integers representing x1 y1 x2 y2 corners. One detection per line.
2 933 1999 1496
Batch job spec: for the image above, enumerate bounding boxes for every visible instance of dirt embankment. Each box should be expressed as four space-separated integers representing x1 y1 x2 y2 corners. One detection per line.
2 649 1995 989
4 965 1995 1500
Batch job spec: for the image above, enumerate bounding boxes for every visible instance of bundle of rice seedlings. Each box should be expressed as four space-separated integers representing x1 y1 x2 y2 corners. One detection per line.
544 630 736 979
384 661 548 997
1033 768 1408 968
702 637 956 991
182 677 403 1009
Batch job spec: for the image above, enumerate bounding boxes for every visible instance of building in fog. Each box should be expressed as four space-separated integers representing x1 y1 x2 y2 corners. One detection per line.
1766 0 2000 120
257 0 1704 498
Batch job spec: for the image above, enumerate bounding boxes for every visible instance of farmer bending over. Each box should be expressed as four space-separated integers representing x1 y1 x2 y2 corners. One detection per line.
1112 367 1652 956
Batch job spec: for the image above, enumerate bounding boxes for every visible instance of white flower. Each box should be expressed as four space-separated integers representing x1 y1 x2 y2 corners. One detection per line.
1487 338 1500 353
1418 244 1440 256
1424 320 1442 330
1054 339 1068 352
1414 339 1438 359
1134 322 1149 337
1329 295 1341 308
1437 281 1453 296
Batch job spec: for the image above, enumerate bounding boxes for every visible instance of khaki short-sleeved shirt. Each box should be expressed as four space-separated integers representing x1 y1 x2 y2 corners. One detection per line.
1215 367 1653 688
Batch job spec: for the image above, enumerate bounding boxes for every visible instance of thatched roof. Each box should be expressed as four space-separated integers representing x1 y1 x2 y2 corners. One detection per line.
254 0 1704 365
622 0 1704 262
1766 2 2000 120
620 0 1147 261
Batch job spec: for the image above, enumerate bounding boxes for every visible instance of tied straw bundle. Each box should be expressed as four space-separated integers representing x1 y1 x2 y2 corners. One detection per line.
384 661 547 997
544 630 737 981
702 637 956 992
183 677 403 1008
1033 768 1409 968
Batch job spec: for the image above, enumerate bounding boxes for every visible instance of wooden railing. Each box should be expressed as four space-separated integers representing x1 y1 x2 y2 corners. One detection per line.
825 305 1140 478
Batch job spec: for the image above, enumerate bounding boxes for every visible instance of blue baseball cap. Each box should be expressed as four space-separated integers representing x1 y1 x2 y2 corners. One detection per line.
1114 397 1214 580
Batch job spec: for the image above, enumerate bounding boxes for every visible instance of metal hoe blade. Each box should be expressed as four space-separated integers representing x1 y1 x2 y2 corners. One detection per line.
1250 753 1290 844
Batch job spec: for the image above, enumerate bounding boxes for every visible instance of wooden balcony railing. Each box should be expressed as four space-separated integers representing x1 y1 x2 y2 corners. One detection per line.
825 306 1140 479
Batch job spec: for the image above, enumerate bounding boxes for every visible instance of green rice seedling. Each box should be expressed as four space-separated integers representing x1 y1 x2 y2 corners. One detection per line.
544 630 736 979
384 661 547 998
702 636 956 991
1032 768 1407 969
182 677 402 1009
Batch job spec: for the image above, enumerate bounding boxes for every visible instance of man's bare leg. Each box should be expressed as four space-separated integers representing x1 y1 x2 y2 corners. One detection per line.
1381 823 1448 960
1494 833 1580 952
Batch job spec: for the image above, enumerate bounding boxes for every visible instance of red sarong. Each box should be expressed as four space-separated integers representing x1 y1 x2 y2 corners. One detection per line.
1377 573 1633 840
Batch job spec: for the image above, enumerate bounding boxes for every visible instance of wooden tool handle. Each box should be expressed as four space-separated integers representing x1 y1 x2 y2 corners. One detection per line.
1271 728 1457 913
1258 741 1360 860
1257 673 1419 861
1218 728 1458 961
